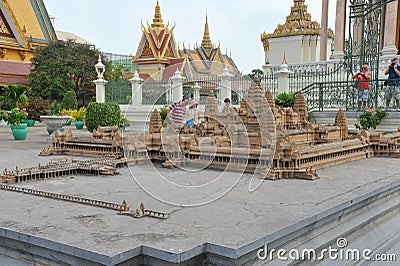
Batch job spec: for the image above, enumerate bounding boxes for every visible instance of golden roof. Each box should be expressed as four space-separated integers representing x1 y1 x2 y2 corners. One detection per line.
260 0 334 50
0 0 55 65
4 0 55 44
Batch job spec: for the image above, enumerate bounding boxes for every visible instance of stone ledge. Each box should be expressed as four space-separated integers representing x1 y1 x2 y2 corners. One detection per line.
1 180 399 265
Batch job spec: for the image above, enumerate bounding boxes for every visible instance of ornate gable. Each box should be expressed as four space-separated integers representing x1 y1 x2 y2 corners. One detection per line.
0 11 18 45
133 1 181 66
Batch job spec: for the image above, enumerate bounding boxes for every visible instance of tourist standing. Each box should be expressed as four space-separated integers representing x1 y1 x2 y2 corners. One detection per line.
352 65 371 111
167 97 189 126
384 58 400 111
224 98 233 109
186 100 200 127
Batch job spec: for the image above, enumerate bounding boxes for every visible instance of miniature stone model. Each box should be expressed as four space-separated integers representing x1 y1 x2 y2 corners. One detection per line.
22 78 400 180
0 184 167 219
1 157 126 184
143 78 400 179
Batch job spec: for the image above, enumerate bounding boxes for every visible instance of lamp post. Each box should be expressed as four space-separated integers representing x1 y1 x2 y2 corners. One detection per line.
94 55 107 103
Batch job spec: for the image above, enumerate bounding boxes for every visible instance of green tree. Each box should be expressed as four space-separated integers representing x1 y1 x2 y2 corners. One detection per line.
105 62 132 81
28 40 100 105
247 69 264 80
60 90 78 110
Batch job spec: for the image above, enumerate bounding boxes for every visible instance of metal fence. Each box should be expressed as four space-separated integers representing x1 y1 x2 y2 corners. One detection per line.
142 80 171 105
262 73 278 95
301 79 389 111
288 61 348 94
105 81 131 104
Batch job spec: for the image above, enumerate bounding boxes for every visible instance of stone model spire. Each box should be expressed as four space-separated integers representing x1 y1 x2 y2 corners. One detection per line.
201 15 212 52
265 89 275 111
149 109 162 134
334 109 348 140
204 91 218 122
293 91 308 122
151 0 164 28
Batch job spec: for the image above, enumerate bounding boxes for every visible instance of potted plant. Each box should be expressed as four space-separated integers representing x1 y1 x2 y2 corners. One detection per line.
0 108 28 140
73 107 86 129
60 108 76 125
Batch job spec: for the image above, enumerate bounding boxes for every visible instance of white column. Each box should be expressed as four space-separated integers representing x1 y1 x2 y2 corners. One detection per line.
94 79 107 103
129 71 143 106
381 0 399 56
320 0 329 61
169 69 184 103
218 66 233 104
193 82 201 101
276 63 292 94
331 0 347 59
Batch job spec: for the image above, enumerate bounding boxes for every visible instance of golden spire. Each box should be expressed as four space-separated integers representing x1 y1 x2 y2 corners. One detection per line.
201 14 212 51
151 0 164 28
293 0 306 7
282 53 287 64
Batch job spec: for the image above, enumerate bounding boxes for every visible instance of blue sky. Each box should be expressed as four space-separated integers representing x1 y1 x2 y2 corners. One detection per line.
43 0 337 74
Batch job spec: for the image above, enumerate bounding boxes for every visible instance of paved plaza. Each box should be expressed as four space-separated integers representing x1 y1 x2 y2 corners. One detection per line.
0 123 399 265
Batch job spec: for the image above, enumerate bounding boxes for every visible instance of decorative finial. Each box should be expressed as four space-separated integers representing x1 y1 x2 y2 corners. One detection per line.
151 0 164 28
201 13 212 51
282 53 287 65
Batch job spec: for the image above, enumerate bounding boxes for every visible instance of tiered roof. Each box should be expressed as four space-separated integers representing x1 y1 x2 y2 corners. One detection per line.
134 1 239 80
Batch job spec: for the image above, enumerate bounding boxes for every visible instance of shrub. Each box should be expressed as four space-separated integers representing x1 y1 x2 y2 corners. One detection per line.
60 108 76 117
26 96 50 121
60 90 78 111
275 92 296 107
50 100 62 115
85 102 121 132
17 94 29 108
74 107 86 121
354 109 388 130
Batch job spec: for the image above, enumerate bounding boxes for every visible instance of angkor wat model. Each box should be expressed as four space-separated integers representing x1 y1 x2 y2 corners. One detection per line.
24 79 400 181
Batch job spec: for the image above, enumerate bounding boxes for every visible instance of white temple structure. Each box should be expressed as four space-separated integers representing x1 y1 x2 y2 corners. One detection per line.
260 0 334 68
